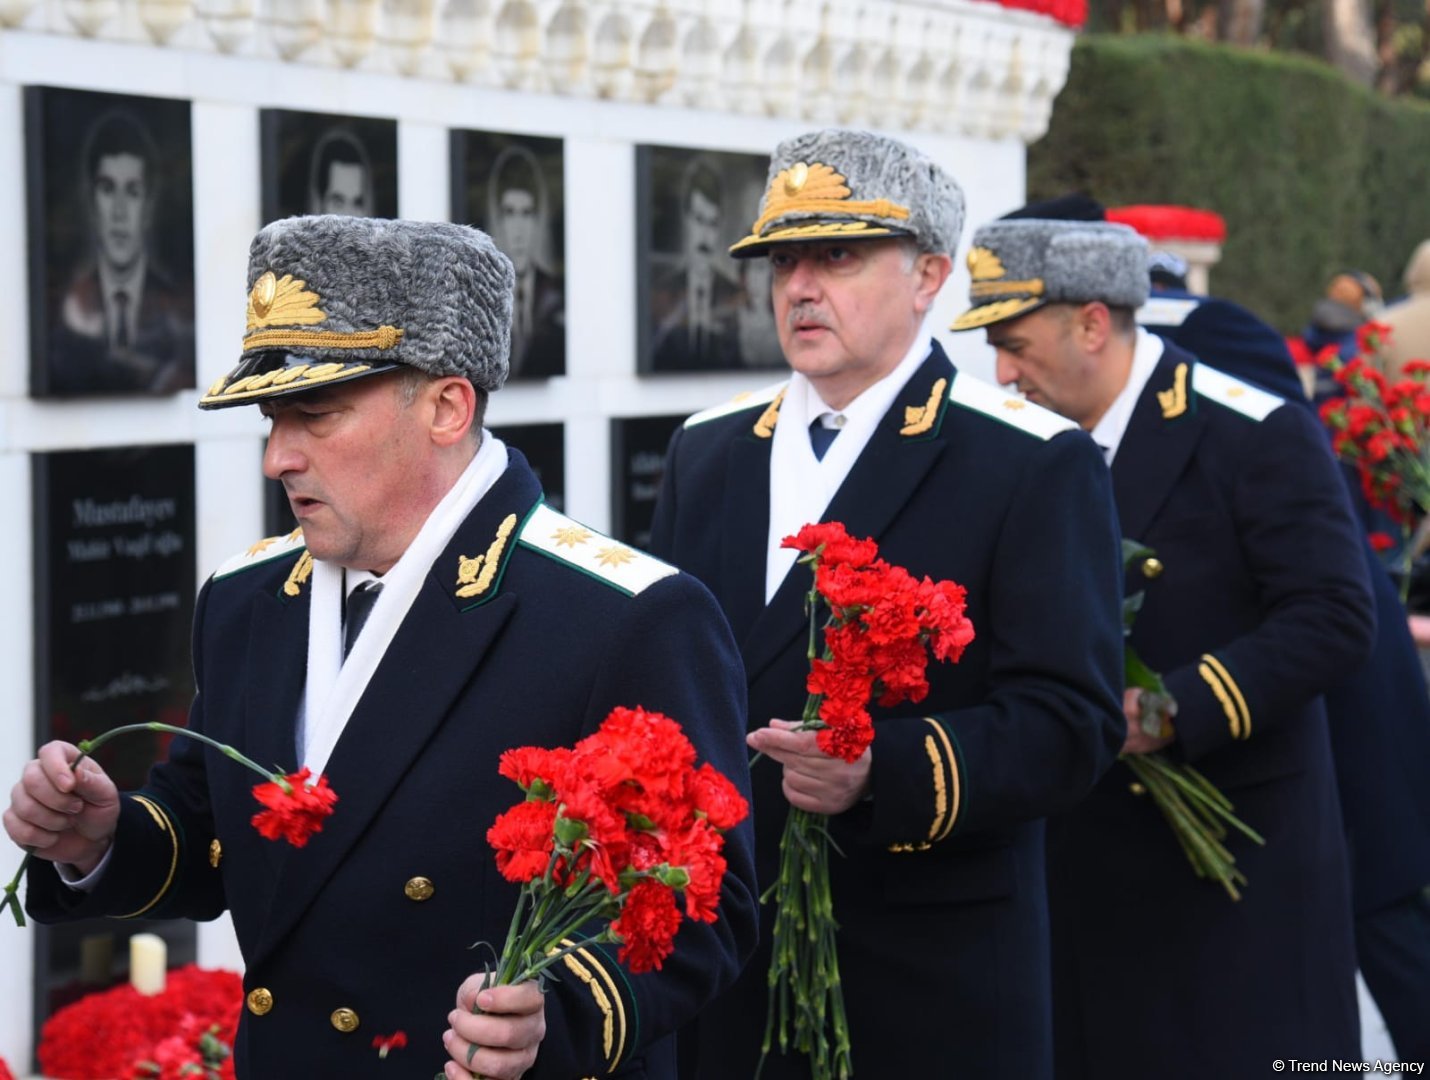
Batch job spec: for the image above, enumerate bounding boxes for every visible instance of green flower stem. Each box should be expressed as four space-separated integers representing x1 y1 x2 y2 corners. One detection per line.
1127 756 1246 900
80 723 280 785
4 721 285 928
487 847 623 994
1134 753 1266 845
759 803 851 1080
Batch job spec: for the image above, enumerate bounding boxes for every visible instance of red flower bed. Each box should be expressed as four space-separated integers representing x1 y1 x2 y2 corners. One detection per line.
37 965 240 1080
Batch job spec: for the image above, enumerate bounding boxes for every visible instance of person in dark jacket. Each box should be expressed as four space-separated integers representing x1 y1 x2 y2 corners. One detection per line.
5 216 758 1079
650 129 1126 1079
954 216 1375 1078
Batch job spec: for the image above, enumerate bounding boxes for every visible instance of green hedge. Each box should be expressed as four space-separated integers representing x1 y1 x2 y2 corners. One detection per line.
1027 34 1430 331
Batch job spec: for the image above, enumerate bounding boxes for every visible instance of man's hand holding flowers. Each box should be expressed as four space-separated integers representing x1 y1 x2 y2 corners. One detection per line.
442 980 547 1080
1119 688 1174 757
5 741 121 875
746 719 871 814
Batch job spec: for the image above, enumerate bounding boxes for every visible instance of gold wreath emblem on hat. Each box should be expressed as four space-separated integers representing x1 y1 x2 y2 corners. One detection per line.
247 273 327 332
746 162 911 240
967 247 1007 281
784 162 810 196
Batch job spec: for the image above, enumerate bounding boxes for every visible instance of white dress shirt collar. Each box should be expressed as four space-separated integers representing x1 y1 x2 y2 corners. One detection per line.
765 334 935 601
1090 328 1164 465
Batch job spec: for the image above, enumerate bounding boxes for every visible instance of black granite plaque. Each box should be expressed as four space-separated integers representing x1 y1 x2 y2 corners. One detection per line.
491 423 565 513
610 415 683 551
636 145 782 375
452 130 566 380
260 108 398 223
30 444 199 1054
26 86 196 398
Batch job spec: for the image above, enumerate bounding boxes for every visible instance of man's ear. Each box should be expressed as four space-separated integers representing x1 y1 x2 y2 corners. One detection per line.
429 377 478 448
1073 302 1113 351
913 253 953 315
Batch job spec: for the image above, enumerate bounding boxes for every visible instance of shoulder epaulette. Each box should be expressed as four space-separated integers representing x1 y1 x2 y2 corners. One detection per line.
1136 296 1199 329
683 381 788 429
948 372 1077 440
1192 363 1284 422
518 504 678 597
213 529 307 579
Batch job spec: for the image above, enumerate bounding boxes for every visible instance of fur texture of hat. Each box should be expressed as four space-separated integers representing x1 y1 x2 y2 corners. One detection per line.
730 128 964 258
200 216 513 408
951 219 1150 331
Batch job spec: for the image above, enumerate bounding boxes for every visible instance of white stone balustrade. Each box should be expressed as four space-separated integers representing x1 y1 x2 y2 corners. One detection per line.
6 0 1073 141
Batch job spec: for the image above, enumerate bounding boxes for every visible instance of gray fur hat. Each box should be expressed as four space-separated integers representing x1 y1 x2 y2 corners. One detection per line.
950 219 1149 331
199 216 514 409
729 128 964 258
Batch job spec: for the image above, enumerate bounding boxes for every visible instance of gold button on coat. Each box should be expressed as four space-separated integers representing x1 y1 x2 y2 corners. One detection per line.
331 1007 360 1033
208 839 222 868
246 988 274 1015
1142 557 1164 579
1129 782 1148 797
405 876 434 901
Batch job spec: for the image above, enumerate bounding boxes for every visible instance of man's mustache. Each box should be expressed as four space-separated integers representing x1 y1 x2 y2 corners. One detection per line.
786 304 830 331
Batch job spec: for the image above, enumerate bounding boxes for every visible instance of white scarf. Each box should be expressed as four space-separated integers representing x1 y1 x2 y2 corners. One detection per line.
765 337 933 602
298 432 509 775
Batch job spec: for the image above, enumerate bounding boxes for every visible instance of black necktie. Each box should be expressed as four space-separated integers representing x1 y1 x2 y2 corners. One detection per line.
343 581 382 659
809 418 839 461
113 290 130 348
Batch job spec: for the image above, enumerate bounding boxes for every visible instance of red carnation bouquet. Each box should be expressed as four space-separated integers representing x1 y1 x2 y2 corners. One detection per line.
37 964 240 1080
482 705 748 995
4 722 337 927
764 523 974 1080
1318 323 1430 594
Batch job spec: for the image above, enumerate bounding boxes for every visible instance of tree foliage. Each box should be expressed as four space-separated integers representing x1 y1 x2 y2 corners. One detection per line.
1087 0 1430 95
1028 35 1430 327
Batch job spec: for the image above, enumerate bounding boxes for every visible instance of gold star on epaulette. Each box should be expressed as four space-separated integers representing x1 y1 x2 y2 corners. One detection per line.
247 536 277 557
596 545 635 569
553 525 594 549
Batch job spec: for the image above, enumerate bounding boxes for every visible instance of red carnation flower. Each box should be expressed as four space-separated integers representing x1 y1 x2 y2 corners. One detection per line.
487 799 558 883
612 879 683 973
250 768 338 848
690 763 749 831
498 745 572 794
782 522 879 569
372 1031 408 1059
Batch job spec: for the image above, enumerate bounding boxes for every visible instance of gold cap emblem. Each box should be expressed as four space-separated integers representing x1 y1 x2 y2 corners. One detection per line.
967 247 1007 281
784 161 810 196
246 987 274 1016
251 271 278 318
246 273 327 333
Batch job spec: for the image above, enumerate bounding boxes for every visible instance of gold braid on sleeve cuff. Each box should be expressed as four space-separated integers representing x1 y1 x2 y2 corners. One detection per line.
117 795 181 918
1198 654 1251 740
553 939 631 1072
888 717 964 854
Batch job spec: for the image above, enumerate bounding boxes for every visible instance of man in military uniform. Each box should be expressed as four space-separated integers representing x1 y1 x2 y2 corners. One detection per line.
1139 284 1430 1067
648 129 1126 1077
5 217 758 1079
951 217 1376 1077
